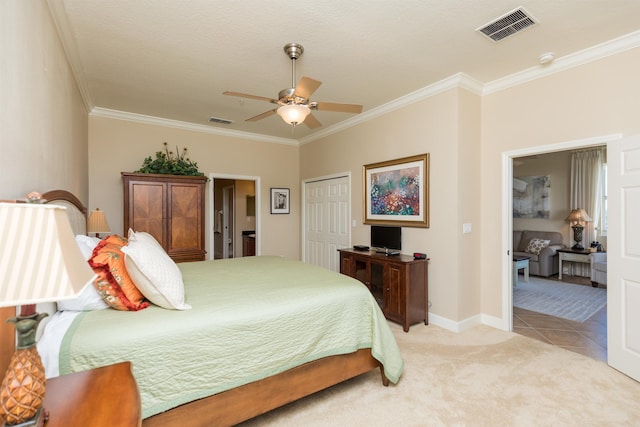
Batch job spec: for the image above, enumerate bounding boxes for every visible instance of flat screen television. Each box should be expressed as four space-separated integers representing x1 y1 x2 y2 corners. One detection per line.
371 225 401 252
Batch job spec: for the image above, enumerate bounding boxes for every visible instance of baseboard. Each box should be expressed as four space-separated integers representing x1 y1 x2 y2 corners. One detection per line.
428 312 483 333
428 311 511 333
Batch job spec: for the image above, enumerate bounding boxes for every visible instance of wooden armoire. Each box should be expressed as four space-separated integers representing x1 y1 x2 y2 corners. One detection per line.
122 172 207 262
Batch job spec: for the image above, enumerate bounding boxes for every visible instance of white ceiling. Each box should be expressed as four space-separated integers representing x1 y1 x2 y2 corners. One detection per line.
49 0 640 143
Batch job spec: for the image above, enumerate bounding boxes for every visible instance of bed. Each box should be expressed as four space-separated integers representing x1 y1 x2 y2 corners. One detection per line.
0 190 403 427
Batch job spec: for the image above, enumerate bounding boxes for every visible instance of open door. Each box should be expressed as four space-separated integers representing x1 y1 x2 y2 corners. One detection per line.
607 134 640 381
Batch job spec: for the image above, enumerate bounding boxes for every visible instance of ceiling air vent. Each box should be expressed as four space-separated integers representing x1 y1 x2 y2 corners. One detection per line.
208 116 234 125
476 7 537 42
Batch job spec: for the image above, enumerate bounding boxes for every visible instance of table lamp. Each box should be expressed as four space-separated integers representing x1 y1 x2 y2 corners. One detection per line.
0 203 96 426
87 208 110 238
564 208 592 250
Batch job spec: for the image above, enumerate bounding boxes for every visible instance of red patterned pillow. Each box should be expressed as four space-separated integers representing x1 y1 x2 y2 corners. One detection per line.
89 235 149 311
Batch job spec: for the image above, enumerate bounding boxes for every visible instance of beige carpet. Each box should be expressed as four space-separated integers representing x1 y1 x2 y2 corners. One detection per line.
240 323 640 426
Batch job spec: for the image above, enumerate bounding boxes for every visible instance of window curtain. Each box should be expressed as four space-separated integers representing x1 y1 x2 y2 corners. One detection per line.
570 147 605 274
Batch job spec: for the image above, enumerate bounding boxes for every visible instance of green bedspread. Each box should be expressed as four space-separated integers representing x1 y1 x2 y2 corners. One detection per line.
59 256 403 418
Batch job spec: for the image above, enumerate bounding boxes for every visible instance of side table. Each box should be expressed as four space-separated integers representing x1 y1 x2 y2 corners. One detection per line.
557 248 591 280
43 362 141 427
513 256 530 286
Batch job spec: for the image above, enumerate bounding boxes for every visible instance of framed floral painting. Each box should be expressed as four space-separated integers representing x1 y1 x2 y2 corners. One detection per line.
363 153 429 228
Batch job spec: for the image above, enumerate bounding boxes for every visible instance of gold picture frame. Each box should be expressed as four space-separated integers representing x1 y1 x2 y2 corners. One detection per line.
363 153 429 228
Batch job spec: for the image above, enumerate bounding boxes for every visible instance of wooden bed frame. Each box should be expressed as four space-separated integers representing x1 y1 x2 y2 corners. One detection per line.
0 190 389 427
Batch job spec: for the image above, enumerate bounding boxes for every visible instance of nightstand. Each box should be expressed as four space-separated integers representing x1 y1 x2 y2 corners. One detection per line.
43 362 141 427
557 248 591 280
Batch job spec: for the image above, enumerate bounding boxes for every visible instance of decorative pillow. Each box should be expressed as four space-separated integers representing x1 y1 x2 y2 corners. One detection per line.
122 229 191 310
57 236 109 311
89 235 149 311
526 238 551 255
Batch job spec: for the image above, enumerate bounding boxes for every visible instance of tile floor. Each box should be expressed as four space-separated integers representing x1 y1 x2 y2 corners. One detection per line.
512 275 608 362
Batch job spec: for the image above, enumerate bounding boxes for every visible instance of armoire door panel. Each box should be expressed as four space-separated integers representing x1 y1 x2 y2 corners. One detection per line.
123 173 207 262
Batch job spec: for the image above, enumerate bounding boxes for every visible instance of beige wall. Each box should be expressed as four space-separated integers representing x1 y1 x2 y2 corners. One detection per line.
513 151 573 244
1 0 88 201
481 47 640 319
300 88 482 324
88 116 301 260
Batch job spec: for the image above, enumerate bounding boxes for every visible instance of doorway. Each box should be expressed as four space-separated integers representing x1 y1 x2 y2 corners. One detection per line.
503 134 617 360
209 173 260 259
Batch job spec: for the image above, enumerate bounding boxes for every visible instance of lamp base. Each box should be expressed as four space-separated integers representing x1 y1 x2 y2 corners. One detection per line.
0 313 47 427
2 407 47 427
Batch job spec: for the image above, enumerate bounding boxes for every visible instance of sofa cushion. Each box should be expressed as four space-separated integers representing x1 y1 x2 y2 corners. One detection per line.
594 261 607 272
517 230 564 252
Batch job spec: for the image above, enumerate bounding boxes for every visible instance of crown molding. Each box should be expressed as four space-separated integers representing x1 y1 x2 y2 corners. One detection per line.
484 29 640 95
299 73 484 145
47 0 93 112
90 108 299 146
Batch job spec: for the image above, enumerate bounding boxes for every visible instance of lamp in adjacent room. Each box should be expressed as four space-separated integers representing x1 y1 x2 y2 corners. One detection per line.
87 208 110 238
565 208 593 250
276 103 311 126
0 203 96 426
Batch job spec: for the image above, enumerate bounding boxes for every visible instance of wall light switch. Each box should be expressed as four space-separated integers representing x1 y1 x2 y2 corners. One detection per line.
462 223 472 234
352 219 357 227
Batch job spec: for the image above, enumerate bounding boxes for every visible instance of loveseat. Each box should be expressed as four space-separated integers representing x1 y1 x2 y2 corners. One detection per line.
513 230 566 277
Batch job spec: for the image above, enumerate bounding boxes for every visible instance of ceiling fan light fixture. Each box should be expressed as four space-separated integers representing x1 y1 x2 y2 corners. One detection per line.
277 103 310 125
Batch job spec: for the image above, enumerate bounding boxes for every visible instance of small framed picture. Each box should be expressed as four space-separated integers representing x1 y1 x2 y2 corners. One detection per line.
270 188 290 214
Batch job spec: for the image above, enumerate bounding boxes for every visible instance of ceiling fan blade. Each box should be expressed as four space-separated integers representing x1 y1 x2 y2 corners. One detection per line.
293 77 322 100
304 113 322 129
246 109 278 122
313 102 363 114
223 91 277 104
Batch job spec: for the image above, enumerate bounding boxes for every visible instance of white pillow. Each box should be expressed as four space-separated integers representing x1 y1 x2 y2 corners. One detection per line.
122 229 191 310
57 236 108 311
75 235 102 260
57 285 108 311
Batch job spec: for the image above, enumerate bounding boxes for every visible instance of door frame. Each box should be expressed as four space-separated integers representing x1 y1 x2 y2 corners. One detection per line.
302 172 352 267
208 173 261 260
500 133 621 332
222 184 234 259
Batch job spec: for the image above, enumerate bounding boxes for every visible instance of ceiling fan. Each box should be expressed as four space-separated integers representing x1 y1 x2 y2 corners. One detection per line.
223 43 363 128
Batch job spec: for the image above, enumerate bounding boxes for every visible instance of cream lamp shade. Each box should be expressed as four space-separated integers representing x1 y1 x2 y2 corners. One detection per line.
0 203 97 306
277 103 311 125
0 202 97 425
564 208 593 224
87 208 111 235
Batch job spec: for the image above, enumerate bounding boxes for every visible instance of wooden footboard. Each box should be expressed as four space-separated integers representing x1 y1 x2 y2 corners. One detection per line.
142 349 388 427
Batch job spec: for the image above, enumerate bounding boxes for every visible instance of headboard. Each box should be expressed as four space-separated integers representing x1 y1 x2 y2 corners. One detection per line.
0 190 88 375
41 190 88 235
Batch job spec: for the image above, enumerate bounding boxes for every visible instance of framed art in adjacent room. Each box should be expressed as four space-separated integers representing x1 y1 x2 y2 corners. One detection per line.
270 188 290 214
363 153 429 228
